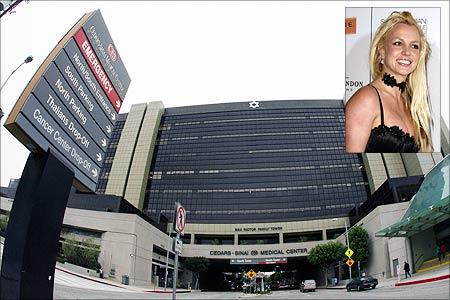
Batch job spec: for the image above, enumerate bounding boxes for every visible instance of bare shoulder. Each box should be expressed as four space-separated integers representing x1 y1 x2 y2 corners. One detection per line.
345 86 380 152
345 85 379 116
345 85 380 111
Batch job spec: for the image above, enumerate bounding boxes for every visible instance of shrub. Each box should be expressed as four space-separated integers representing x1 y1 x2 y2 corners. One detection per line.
60 237 100 270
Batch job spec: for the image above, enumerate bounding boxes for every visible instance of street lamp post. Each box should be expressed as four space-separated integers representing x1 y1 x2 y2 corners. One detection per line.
0 55 33 120
0 55 33 92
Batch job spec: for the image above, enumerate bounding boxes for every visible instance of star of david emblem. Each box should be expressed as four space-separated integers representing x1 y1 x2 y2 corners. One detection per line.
249 101 260 108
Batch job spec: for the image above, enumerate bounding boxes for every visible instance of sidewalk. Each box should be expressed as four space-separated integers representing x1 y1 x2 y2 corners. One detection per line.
319 264 449 289
394 264 450 287
55 264 192 294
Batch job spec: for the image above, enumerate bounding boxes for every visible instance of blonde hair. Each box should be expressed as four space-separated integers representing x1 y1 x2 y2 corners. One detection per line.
369 11 432 151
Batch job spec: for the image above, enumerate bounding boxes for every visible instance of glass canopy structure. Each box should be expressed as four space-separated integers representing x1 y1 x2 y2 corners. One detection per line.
376 154 449 237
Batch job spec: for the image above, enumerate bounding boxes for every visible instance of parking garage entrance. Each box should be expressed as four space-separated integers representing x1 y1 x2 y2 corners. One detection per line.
198 256 319 291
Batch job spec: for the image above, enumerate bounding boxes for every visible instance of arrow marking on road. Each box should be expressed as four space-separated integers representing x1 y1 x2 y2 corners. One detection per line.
92 168 98 178
96 153 102 162
106 125 111 133
101 138 107 147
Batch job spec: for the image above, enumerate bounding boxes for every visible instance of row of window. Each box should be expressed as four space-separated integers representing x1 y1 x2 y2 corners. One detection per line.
97 105 368 224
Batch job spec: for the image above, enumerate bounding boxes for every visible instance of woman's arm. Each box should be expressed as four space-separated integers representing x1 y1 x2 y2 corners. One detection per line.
345 87 379 153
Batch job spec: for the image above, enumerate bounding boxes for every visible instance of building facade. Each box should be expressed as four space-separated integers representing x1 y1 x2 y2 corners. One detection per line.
2 99 448 289
87 99 447 287
98 100 371 224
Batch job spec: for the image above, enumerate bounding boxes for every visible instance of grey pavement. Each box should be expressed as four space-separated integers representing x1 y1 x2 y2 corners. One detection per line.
52 263 450 299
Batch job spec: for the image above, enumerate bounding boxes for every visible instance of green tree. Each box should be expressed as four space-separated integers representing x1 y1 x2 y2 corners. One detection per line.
184 257 210 290
348 226 369 270
307 241 345 286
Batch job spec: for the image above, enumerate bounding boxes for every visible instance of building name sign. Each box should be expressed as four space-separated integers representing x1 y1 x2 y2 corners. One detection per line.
235 226 283 232
209 248 307 256
230 258 287 265
5 10 130 192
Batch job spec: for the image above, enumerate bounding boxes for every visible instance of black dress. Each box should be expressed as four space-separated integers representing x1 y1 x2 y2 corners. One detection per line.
364 85 419 153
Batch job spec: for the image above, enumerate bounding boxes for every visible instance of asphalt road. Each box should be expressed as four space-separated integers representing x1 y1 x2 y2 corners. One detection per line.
54 280 450 299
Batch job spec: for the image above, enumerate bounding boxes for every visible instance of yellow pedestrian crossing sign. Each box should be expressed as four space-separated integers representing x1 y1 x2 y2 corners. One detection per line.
345 248 354 258
346 258 355 267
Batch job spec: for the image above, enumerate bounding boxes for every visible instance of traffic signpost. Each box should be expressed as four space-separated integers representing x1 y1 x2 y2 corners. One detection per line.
346 258 355 267
345 248 354 258
0 10 130 299
174 203 186 236
172 202 187 300
174 238 183 254
247 269 257 280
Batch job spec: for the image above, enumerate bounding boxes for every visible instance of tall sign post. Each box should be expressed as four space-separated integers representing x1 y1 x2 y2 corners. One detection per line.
164 227 172 291
172 202 186 300
344 219 352 281
0 10 130 299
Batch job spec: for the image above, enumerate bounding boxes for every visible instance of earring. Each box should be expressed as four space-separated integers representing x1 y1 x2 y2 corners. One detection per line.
381 58 384 65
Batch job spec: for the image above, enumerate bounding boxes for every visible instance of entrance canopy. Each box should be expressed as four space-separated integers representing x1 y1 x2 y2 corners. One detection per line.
376 155 449 238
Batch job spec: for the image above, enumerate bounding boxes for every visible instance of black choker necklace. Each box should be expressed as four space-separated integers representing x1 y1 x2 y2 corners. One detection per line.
383 73 406 93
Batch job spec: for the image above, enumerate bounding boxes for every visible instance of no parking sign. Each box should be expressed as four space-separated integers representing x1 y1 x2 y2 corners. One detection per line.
173 202 186 235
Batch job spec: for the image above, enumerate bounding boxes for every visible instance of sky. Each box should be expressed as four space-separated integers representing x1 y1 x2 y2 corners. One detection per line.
1 1 449 186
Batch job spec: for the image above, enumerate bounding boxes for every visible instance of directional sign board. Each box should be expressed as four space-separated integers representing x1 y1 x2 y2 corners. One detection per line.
174 238 183 254
173 202 186 236
231 257 288 265
346 258 355 267
5 10 130 192
345 248 354 258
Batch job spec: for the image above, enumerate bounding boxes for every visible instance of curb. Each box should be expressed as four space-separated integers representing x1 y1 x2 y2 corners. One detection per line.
395 274 450 287
142 289 192 294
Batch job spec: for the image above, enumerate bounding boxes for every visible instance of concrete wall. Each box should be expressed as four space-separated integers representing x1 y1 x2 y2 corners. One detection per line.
402 153 444 176
362 154 388 194
105 101 164 210
106 103 147 198
351 202 410 280
182 217 349 259
387 237 412 278
410 227 436 271
441 117 449 156
57 262 99 278
124 102 164 210
383 153 407 178
63 207 172 287
364 153 443 194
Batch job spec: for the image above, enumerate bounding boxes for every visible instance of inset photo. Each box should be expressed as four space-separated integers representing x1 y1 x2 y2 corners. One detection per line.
345 7 441 153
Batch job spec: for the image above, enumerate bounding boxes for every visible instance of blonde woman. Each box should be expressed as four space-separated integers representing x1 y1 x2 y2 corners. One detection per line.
346 11 432 153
